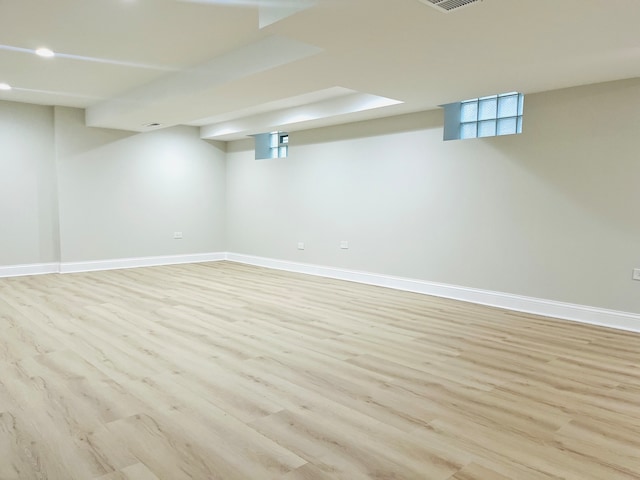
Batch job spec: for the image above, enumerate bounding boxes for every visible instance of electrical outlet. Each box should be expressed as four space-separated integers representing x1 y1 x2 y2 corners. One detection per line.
297 242 305 250
173 232 183 239
633 268 640 281
340 240 349 249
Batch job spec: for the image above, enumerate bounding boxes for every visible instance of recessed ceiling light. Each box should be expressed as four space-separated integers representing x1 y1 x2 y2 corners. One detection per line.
0 83 11 91
35 47 55 58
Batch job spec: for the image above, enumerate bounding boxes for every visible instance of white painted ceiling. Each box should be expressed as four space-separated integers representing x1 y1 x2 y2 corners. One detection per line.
1 0 639 140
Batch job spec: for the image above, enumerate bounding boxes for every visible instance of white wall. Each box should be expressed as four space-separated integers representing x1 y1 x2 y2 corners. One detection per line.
226 79 640 314
0 101 58 266
55 107 226 262
0 102 226 269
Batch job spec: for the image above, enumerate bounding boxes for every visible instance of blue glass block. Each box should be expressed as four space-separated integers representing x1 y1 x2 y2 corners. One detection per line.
498 95 518 118
517 116 523 133
478 97 498 121
497 117 517 135
478 120 496 137
461 101 478 122
279 146 288 158
460 122 477 139
269 133 278 148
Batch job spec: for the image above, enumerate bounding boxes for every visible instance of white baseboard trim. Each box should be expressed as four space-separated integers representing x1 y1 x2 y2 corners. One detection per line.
3 253 638 333
59 252 226 274
1 253 226 278
0 262 59 278
226 253 640 333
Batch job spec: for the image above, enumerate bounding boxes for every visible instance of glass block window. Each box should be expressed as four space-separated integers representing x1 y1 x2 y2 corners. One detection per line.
255 131 289 159
443 92 524 141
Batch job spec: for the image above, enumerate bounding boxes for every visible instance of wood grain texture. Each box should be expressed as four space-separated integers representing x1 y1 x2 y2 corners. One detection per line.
0 261 639 479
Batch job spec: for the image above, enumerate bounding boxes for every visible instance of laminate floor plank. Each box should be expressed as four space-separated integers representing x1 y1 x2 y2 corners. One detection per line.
0 261 639 479
431 416 638 480
448 463 512 480
95 462 161 480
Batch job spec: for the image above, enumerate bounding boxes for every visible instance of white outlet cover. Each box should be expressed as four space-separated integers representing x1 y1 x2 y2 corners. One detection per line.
340 240 349 249
297 242 305 250
633 268 640 281
173 232 183 239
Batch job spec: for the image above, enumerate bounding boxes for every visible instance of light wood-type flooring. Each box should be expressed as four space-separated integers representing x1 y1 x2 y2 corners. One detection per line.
0 261 639 479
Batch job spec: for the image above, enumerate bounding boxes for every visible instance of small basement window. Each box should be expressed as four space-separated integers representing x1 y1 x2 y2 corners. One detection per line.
255 131 289 159
443 92 524 141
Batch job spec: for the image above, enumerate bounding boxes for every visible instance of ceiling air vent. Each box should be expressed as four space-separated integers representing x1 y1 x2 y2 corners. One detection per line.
418 0 482 13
